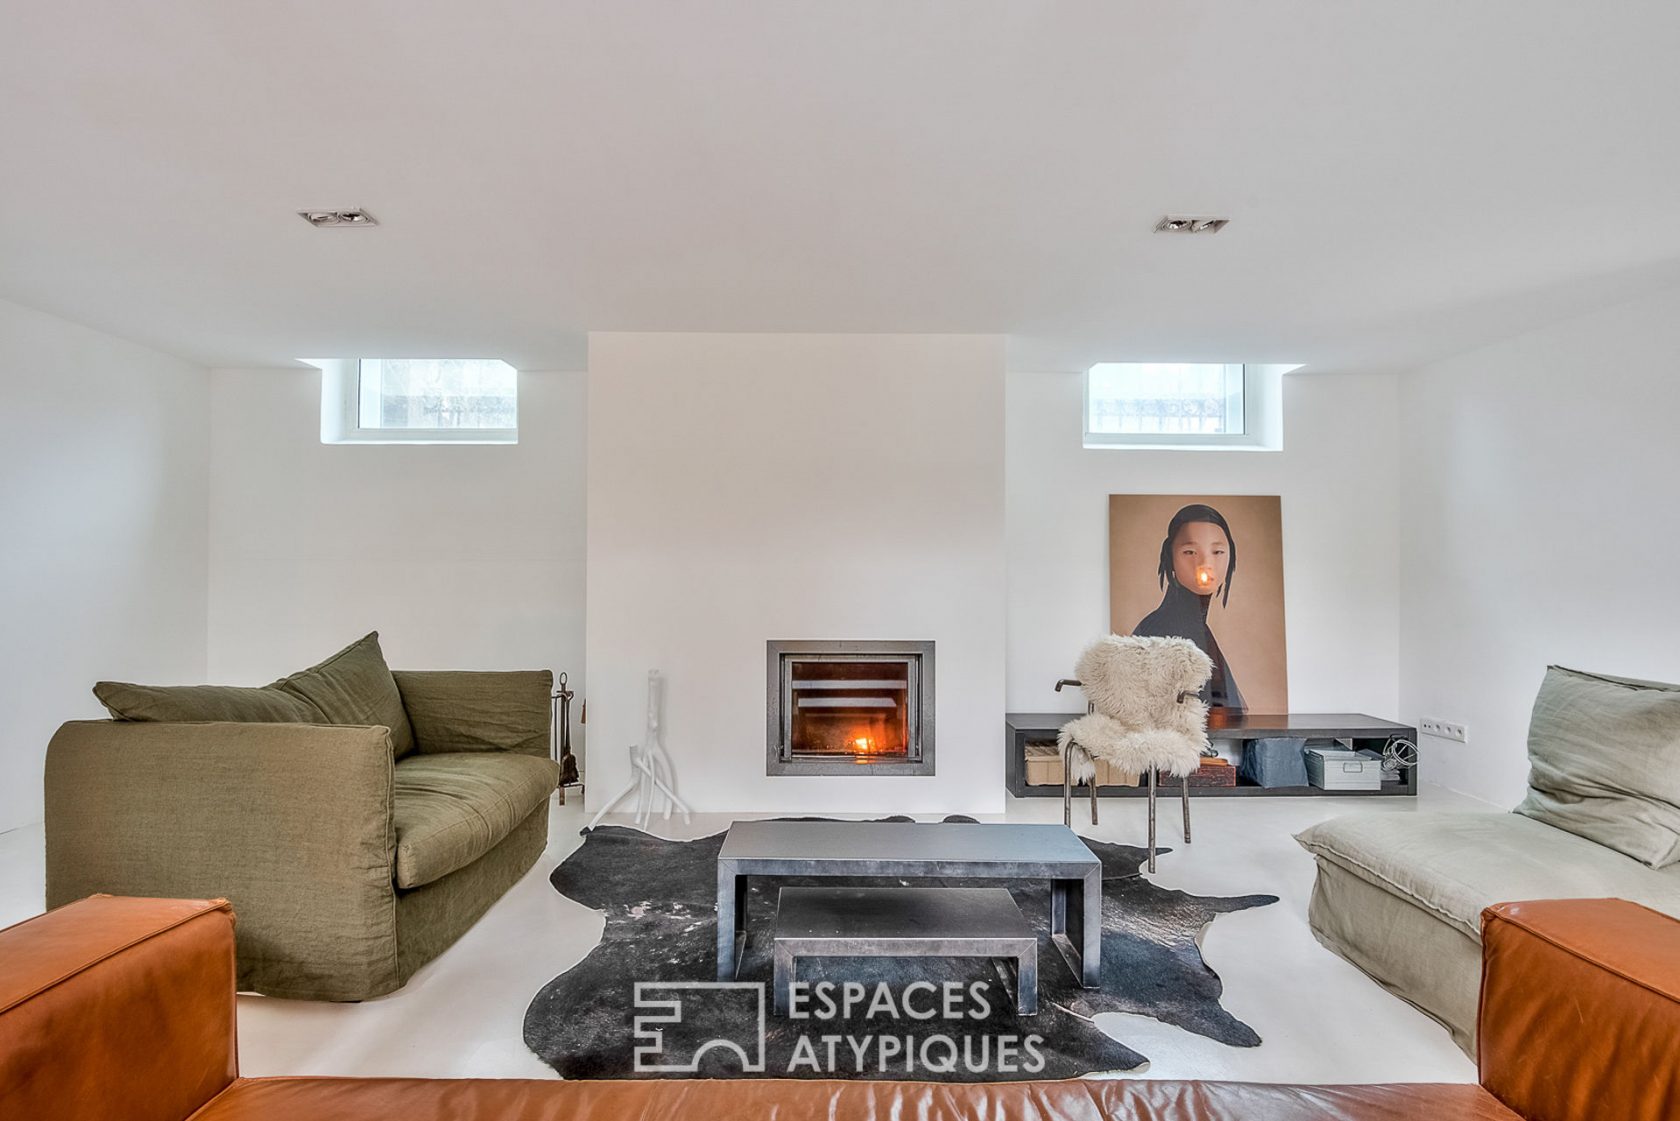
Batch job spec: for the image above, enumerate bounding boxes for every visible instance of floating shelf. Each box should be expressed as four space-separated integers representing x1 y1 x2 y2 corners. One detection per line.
1004 712 1419 799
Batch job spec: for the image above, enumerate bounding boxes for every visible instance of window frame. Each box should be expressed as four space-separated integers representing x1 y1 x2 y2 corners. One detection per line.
317 358 519 445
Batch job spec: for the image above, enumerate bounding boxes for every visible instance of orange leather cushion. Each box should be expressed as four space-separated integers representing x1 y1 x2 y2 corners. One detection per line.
192 1076 1516 1121
1480 898 1680 1121
0 895 237 1121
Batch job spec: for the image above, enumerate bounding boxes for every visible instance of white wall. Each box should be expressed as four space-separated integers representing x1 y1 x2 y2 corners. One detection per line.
1007 370 1402 721
587 333 1007 815
1398 285 1680 807
0 298 209 831
207 367 586 739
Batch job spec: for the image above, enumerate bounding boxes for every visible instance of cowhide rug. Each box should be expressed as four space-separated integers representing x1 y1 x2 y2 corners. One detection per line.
523 817 1275 1081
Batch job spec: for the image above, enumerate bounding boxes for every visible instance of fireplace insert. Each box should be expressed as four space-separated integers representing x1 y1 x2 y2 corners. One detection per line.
766 640 935 776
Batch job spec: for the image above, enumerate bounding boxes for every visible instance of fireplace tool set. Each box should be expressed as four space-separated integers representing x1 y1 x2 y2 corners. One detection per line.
552 672 583 804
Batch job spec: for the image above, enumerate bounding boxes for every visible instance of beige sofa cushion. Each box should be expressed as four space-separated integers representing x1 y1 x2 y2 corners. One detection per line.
1516 665 1680 868
393 752 559 888
1296 811 1680 937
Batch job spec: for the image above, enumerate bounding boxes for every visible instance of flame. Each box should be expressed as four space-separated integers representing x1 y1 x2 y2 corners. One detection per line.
1195 564 1216 590
853 736 875 753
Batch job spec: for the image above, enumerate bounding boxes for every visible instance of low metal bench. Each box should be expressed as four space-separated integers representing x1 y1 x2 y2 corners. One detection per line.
772 885 1038 1016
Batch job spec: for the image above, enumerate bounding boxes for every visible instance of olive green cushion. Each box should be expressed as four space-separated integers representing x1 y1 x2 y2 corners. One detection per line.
1515 665 1680 868
392 752 560 888
273 631 416 760
393 669 553 755
92 680 324 724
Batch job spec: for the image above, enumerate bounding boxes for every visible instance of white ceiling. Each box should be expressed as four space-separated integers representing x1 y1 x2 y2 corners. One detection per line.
4 2 1680 373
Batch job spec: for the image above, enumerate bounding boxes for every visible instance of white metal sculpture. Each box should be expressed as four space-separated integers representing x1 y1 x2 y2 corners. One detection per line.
586 669 693 831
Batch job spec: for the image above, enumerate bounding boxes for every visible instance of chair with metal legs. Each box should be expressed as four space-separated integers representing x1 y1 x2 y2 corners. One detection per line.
1054 636 1212 872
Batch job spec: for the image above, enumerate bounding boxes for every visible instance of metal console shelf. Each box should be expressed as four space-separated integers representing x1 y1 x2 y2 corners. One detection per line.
1005 711 1419 799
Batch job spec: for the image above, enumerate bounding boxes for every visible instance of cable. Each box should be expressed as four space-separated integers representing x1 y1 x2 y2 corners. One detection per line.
1381 737 1419 774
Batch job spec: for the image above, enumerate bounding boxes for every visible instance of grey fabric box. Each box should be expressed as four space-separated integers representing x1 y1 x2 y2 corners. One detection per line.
1240 736 1309 788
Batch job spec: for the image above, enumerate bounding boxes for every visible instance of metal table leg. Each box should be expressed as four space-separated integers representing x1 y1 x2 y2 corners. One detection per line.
1049 872 1103 988
715 862 747 980
772 942 795 1015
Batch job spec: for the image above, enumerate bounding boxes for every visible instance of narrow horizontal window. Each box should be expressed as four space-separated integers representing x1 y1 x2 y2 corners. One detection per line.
1086 363 1245 439
318 358 517 444
359 358 516 431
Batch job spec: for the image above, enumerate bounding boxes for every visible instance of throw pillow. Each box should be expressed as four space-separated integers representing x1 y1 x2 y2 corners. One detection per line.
93 681 324 724
1515 665 1680 868
393 669 552 755
272 631 417 759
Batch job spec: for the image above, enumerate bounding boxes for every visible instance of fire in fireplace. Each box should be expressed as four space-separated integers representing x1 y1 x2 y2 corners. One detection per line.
766 641 935 776
788 658 911 759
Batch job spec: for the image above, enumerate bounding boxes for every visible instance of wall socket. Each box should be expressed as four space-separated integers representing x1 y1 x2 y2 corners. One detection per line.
1419 717 1468 743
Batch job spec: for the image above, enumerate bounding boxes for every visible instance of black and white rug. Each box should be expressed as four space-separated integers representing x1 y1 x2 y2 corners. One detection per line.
522 817 1276 1081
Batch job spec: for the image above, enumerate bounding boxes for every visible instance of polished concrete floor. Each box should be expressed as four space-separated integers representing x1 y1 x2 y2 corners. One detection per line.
0 784 1490 1084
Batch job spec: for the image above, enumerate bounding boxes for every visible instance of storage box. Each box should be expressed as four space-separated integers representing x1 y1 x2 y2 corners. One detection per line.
1023 744 1139 788
1024 744 1062 786
1097 760 1142 787
1305 747 1384 791
1239 736 1309 788
1169 758 1238 787
1369 748 1405 784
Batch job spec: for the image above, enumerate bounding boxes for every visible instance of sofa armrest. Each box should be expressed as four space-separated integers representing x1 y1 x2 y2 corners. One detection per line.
1479 898 1680 1121
45 720 400 999
0 896 236 1121
393 669 553 756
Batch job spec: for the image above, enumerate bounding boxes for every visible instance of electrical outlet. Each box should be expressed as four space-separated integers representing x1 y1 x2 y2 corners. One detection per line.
1419 717 1468 743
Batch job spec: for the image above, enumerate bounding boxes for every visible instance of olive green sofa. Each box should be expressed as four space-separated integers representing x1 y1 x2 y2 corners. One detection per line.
44 634 560 1001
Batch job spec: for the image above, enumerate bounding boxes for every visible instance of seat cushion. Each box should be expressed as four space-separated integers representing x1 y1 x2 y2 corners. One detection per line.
393 753 559 888
1516 664 1680 868
1307 853 1487 1054
192 1076 1518 1121
1296 811 1680 939
272 632 416 759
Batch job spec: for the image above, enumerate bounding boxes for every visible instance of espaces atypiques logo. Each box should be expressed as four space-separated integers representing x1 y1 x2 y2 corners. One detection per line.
633 979 1046 1077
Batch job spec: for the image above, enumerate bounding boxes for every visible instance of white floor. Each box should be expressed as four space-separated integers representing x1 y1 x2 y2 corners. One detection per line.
0 785 1490 1084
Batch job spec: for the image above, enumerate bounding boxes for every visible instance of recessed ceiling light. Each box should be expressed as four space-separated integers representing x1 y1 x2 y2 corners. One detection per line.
1155 215 1228 234
298 209 378 228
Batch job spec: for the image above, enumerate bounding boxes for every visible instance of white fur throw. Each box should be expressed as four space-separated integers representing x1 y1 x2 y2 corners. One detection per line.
1056 635 1213 780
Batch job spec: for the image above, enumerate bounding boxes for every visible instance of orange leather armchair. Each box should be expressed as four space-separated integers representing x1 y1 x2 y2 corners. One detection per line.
2 894 1676 1120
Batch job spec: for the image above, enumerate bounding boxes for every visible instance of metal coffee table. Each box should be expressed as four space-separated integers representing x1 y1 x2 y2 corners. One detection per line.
715 821 1102 987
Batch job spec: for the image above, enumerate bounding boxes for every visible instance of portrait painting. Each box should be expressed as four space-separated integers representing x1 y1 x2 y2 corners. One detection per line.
1108 495 1288 714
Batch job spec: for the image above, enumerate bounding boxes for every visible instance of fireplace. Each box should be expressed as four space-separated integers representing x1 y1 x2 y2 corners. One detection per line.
766 640 935 776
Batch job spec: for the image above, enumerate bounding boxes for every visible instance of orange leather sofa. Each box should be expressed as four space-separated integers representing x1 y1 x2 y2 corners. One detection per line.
2 895 1676 1121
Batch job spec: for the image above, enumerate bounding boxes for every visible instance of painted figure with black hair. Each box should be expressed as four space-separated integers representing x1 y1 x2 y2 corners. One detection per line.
1132 503 1245 711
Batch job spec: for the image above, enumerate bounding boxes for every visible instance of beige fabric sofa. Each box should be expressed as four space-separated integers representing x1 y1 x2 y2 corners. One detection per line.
1297 665 1680 1053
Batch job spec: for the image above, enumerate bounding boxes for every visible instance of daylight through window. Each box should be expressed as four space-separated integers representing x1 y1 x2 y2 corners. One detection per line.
357 359 517 431
1086 363 1245 439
